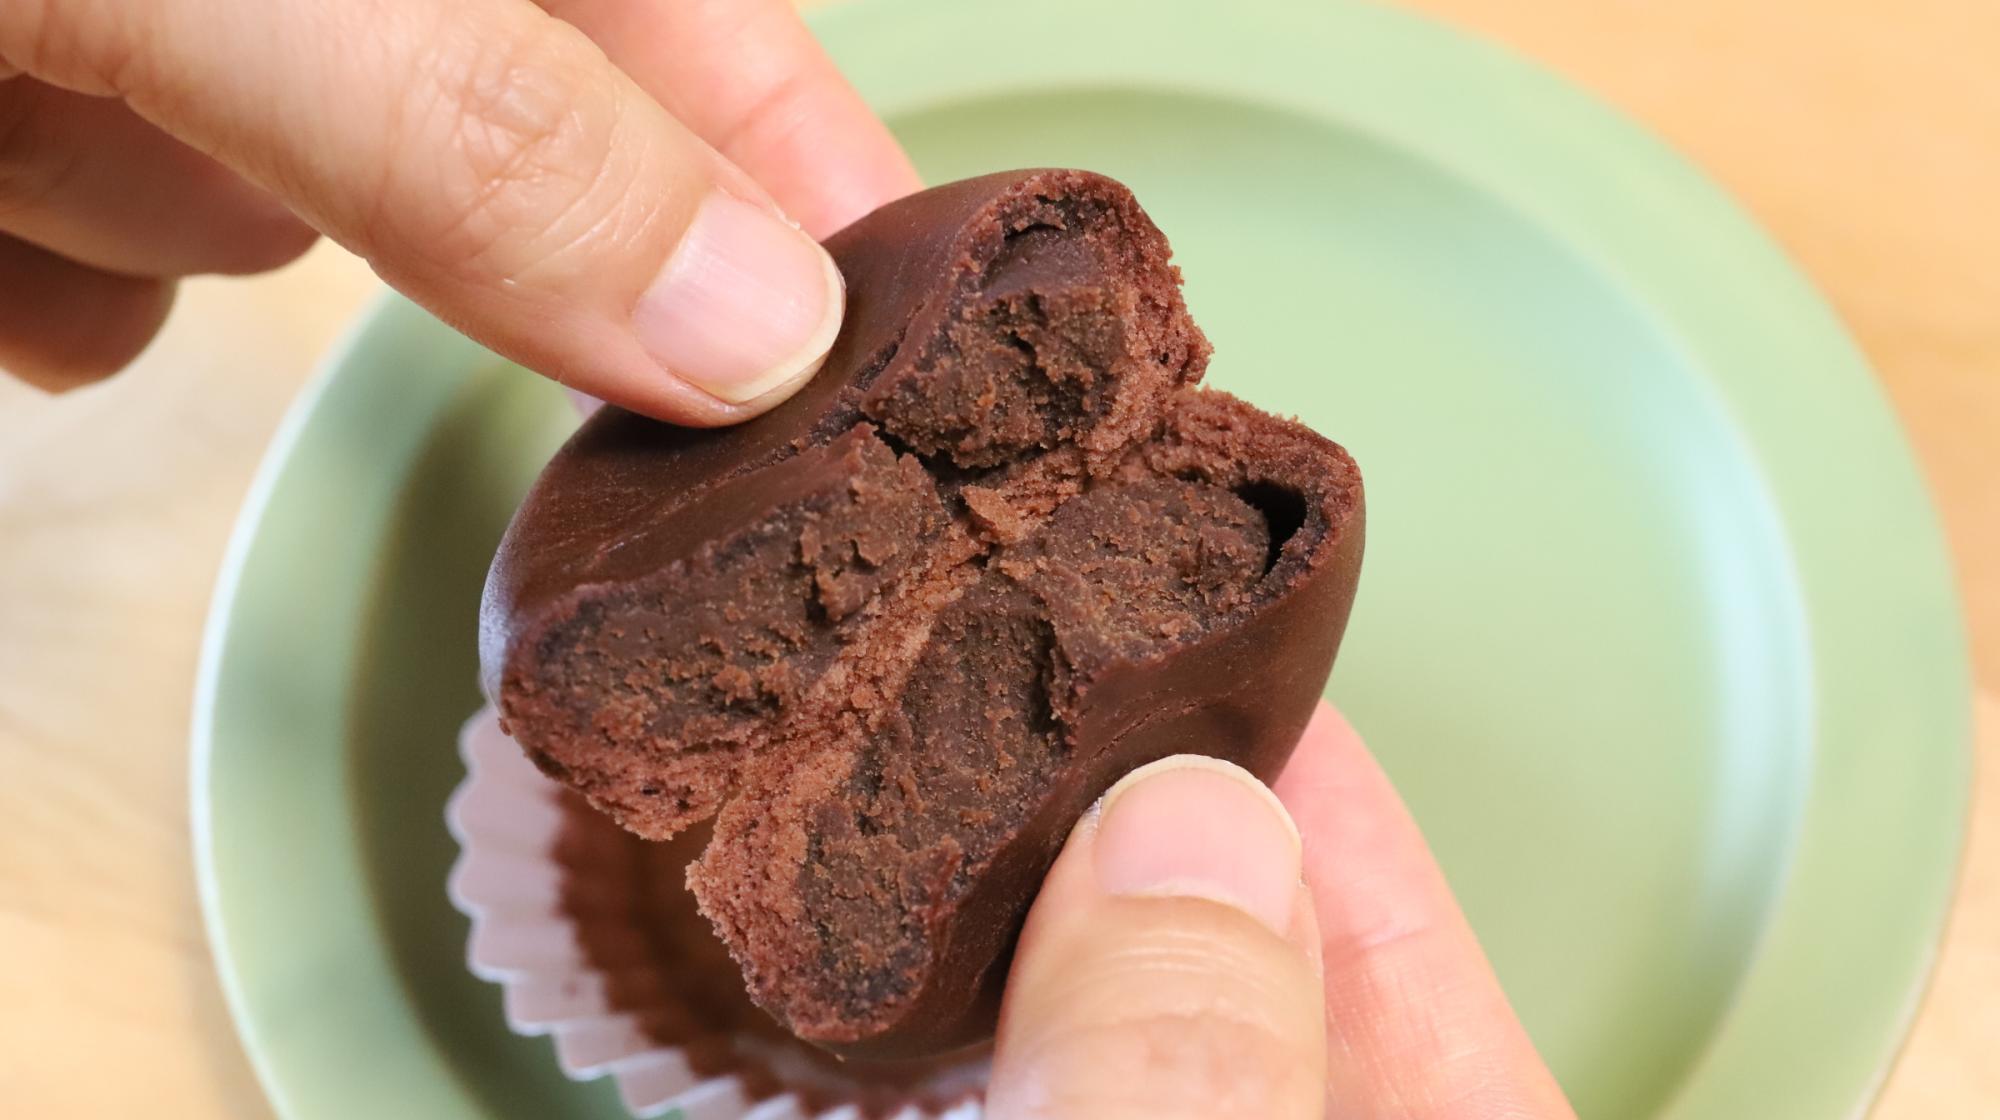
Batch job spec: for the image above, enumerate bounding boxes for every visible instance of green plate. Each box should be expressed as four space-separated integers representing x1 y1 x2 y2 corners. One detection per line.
193 2 1971 1117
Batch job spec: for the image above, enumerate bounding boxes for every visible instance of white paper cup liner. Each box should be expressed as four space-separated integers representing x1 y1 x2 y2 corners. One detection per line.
447 708 990 1120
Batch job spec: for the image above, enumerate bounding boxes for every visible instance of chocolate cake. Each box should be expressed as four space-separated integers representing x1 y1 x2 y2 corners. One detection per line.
480 169 1365 1060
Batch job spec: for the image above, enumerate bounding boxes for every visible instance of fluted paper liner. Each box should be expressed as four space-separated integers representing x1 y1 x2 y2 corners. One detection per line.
446 708 989 1119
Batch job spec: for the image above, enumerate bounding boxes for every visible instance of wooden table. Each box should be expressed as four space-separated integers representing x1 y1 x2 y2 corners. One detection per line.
1 2 1993 1114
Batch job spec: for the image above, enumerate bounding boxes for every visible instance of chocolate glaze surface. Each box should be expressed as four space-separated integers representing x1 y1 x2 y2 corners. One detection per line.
481 169 1364 1060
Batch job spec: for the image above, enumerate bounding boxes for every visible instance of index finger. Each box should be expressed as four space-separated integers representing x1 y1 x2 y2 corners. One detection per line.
4 0 845 423
1275 702 1576 1119
538 0 921 237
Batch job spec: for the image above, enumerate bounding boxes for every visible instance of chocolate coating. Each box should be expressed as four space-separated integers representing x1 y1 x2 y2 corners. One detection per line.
481 169 1364 1060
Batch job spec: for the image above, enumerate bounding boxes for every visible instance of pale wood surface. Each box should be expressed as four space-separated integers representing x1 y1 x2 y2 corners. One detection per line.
1 1 1994 1115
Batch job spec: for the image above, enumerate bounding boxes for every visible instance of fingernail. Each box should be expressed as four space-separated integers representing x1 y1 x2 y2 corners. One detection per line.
1092 755 1303 935
633 190 844 405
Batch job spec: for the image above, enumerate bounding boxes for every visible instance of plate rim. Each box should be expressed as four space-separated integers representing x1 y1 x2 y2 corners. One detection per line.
191 286 405 1117
193 2 1973 1118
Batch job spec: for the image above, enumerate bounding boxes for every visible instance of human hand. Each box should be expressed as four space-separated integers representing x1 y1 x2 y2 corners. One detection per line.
986 703 1578 1120
0 0 917 420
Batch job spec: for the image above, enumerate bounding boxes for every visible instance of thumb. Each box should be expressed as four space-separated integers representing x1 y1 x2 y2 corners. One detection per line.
989 756 1327 1120
5 0 843 425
